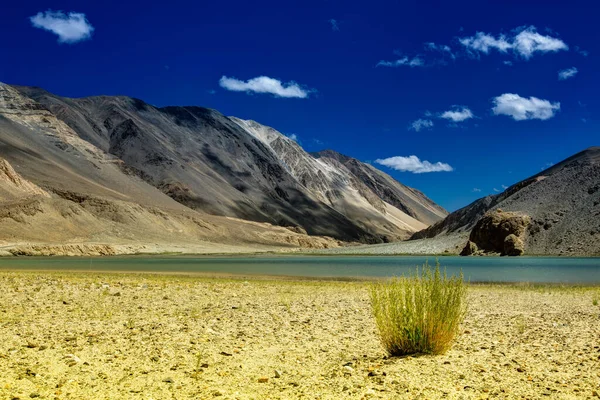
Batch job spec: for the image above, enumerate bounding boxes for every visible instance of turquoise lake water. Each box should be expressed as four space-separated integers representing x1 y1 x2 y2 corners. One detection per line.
1 255 600 283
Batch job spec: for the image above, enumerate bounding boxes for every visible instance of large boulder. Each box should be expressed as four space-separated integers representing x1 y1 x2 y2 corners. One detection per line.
503 234 525 256
461 209 530 256
460 240 479 256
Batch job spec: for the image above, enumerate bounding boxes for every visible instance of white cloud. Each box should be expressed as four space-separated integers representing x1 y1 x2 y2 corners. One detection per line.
492 93 560 121
503 60 513 66
459 26 568 59
287 133 298 142
493 188 500 192
377 56 424 68
472 188 482 192
425 42 456 60
219 76 311 98
513 27 568 58
501 184 508 190
408 119 434 132
30 10 94 44
440 107 474 122
460 32 512 54
558 67 578 80
329 19 339 31
375 155 453 174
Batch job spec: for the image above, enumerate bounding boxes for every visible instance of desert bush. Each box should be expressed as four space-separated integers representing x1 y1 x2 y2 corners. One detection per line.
370 261 466 356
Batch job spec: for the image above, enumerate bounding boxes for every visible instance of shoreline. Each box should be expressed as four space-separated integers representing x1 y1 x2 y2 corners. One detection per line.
0 268 599 288
1 251 600 258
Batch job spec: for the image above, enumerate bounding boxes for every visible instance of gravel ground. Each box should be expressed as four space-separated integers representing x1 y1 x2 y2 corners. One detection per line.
1 271 599 399
310 234 468 255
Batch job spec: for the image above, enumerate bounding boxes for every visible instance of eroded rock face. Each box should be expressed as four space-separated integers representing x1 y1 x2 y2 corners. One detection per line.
503 234 525 256
459 240 479 256
462 210 530 256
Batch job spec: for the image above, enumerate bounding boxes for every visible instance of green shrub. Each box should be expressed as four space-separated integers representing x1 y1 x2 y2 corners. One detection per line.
370 261 466 356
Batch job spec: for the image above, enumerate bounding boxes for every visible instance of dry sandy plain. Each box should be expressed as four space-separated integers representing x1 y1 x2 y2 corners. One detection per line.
0 271 599 399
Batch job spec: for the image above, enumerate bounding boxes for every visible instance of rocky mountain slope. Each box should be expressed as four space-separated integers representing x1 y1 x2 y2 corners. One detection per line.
412 147 600 256
231 118 446 240
0 82 446 253
0 83 345 255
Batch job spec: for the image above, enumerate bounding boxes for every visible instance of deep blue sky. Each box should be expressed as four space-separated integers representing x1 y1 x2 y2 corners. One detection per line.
1 0 597 211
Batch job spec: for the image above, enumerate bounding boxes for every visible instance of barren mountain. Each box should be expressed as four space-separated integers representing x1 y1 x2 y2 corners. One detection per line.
0 83 344 255
0 82 446 253
412 147 600 256
231 119 447 240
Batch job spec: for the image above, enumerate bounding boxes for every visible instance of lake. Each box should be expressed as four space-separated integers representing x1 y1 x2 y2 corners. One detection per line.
1 255 600 283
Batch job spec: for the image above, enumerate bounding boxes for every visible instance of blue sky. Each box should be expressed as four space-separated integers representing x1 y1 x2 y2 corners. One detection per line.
1 0 597 211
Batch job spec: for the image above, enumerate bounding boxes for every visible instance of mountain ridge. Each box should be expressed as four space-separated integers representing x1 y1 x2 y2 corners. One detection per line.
0 82 446 253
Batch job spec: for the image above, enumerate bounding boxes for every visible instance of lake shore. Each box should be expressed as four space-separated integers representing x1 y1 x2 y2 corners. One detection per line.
1 271 599 399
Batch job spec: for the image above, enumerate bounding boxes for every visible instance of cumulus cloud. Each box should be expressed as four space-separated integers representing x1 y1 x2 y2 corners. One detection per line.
287 133 299 142
558 67 578 80
492 93 560 121
375 155 453 174
408 119 434 132
219 76 311 98
377 56 424 68
329 19 339 31
30 10 94 43
460 26 568 59
440 107 474 122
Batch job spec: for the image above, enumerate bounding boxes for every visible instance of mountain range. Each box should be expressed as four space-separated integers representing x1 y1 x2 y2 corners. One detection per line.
0 82 446 255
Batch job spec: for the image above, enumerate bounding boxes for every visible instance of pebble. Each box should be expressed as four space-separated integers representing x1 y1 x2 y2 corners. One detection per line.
258 377 269 383
162 377 174 383
274 370 282 378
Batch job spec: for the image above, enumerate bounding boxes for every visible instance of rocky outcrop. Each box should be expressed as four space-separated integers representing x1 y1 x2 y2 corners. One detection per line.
460 240 479 256
461 210 530 256
0 158 49 202
503 234 525 256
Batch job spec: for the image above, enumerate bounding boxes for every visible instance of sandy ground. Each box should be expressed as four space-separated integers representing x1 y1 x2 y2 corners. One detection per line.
310 234 468 255
1 271 599 399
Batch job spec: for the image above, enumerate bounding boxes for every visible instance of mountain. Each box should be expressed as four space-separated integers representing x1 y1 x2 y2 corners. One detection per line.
412 147 600 256
231 118 447 240
0 83 344 255
0 82 446 253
